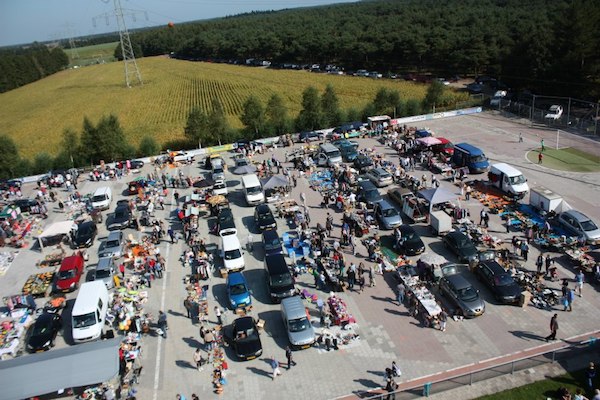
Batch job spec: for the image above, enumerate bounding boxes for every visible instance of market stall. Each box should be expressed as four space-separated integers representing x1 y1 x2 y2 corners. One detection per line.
327 294 356 326
317 258 345 292
21 272 55 297
37 220 74 250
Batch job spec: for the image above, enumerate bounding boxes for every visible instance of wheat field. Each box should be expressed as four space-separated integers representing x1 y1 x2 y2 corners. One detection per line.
0 56 442 158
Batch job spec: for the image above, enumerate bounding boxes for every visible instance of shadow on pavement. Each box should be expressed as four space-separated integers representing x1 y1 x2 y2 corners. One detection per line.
182 336 203 349
509 330 546 342
353 378 381 388
246 366 272 379
175 360 196 369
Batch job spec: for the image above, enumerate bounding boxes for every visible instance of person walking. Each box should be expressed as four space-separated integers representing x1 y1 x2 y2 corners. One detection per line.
193 348 205 371
521 242 529 262
270 356 282 380
565 288 575 311
545 314 558 341
119 263 126 278
214 306 223 325
575 269 584 297
538 152 543 164
285 346 296 370
347 267 356 291
183 297 193 319
385 375 398 400
545 255 554 276
396 282 405 306
158 311 168 338
518 132 523 143
326 213 333 237
536 254 544 275
541 139 545 152
479 209 487 226
439 309 448 332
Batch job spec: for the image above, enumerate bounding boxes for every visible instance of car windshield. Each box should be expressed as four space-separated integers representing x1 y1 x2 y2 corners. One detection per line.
115 209 127 218
456 237 471 248
270 273 293 288
214 183 226 189
32 320 53 335
247 186 262 195
265 238 281 250
58 269 76 279
258 213 273 221
213 167 224 174
581 219 598 231
229 283 247 295
509 175 526 185
382 208 398 217
494 274 515 286
95 269 111 279
237 160 249 166
289 317 311 332
92 195 107 203
457 287 478 301
73 312 96 328
224 249 242 260
365 190 380 201
78 225 94 235
235 327 257 341
470 155 487 163
106 239 120 248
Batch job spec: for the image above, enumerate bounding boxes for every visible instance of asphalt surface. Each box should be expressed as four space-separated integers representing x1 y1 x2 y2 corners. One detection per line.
1 111 599 400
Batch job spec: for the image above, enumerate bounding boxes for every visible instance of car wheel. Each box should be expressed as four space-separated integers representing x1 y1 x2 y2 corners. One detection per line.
51 340 55 348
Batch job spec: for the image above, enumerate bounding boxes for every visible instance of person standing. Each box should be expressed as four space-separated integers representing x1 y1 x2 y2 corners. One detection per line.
587 362 597 390
536 254 544 274
545 255 554 276
439 309 448 332
521 242 529 262
518 132 523 143
385 375 398 400
545 314 558 341
538 152 543 164
396 282 405 306
541 139 545 151
158 311 168 338
575 269 584 297
214 306 223 325
270 356 282 380
347 267 356 291
119 263 126 278
479 209 487 226
285 346 296 369
565 288 575 311
193 348 205 371
183 297 193 319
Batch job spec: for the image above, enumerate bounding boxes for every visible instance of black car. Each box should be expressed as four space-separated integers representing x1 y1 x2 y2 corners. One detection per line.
71 220 98 248
26 313 62 352
231 316 263 360
12 199 45 214
396 225 425 255
297 131 320 143
353 155 374 172
254 204 277 231
108 203 133 230
356 180 383 208
475 260 522 304
0 179 22 191
217 207 236 235
130 160 144 169
262 229 284 256
442 231 478 263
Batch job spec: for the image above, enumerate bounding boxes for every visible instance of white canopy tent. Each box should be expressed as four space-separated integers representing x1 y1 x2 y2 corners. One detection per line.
37 220 74 250
417 187 458 213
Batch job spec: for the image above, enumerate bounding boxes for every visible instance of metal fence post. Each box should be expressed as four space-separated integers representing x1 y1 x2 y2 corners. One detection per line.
423 382 432 397
552 350 556 363
511 361 515 374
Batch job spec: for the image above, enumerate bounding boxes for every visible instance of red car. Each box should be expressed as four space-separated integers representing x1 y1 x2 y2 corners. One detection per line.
54 254 85 292
431 137 455 156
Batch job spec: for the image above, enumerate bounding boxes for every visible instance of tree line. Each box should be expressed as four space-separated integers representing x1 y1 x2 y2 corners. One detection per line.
127 0 599 99
0 81 450 179
0 44 69 93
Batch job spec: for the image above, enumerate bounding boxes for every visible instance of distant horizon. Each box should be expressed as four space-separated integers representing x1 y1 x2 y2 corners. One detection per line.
0 0 357 47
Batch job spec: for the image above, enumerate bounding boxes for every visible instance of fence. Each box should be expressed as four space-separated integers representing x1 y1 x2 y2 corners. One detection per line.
356 333 600 400
497 98 600 136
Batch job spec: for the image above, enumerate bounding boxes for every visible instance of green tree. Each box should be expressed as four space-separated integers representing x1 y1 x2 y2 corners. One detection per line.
296 86 322 131
208 98 231 145
404 99 422 117
138 135 160 157
32 152 54 174
113 42 143 61
321 84 343 128
345 107 362 123
95 114 131 162
265 94 291 135
422 81 445 112
184 106 210 148
79 116 98 165
372 88 401 117
55 128 82 168
240 95 265 138
0 135 23 179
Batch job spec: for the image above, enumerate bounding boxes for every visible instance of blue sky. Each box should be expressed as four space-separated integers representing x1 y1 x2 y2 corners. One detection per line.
0 0 357 47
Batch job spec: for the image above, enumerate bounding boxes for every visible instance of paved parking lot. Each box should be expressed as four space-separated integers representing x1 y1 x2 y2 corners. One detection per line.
1 111 599 400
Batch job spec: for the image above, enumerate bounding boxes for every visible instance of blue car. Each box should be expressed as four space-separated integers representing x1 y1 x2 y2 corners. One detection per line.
227 272 252 309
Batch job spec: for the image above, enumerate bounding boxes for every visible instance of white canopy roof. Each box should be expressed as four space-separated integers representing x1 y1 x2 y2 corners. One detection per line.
38 220 74 249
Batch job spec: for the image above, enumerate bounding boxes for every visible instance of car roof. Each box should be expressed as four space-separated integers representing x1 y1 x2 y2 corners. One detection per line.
400 224 416 234
265 254 288 273
79 220 96 228
444 274 472 290
107 231 122 241
262 229 280 240
97 257 114 270
448 231 467 239
227 272 247 285
221 234 241 249
481 260 506 274
563 210 591 222
377 199 395 209
36 312 59 324
358 180 377 190
255 204 271 213
233 316 255 330
60 255 83 270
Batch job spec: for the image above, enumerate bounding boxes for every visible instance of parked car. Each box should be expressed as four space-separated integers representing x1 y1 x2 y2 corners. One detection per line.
297 131 320 143
439 270 485 317
373 200 402 230
356 180 383 208
71 220 97 249
226 272 252 309
129 159 144 169
217 207 236 236
99 230 125 258
231 316 263 360
212 179 228 196
353 155 374 172
475 260 522 304
254 204 277 231
557 210 600 244
108 203 132 230
94 257 116 289
54 254 85 292
396 225 425 256
127 178 148 195
365 168 394 187
11 199 42 214
26 313 62 353
262 229 284 256
442 231 478 263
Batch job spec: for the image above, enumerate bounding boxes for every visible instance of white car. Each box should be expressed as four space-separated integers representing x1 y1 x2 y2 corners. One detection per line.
213 179 228 196
365 168 394 187
173 151 194 163
545 105 563 120
220 234 245 271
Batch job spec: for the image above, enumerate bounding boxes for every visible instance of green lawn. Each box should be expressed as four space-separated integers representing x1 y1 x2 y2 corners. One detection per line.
527 147 600 172
476 368 591 400
64 42 118 67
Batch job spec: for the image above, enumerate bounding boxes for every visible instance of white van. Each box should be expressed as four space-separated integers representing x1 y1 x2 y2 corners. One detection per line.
242 174 264 206
220 234 245 271
488 163 529 199
71 281 109 343
91 186 112 210
316 143 342 167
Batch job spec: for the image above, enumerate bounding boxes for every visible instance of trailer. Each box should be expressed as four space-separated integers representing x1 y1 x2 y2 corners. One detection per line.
430 211 452 235
529 186 564 213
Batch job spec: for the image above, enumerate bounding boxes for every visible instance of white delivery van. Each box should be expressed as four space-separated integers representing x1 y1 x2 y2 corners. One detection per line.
242 174 264 206
71 281 109 343
316 143 343 167
488 163 529 199
91 186 112 210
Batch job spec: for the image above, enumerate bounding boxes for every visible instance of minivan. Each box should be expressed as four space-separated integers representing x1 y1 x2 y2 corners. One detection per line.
316 143 343 167
220 234 245 271
452 143 489 173
91 187 112 210
71 281 109 343
94 257 116 289
264 254 295 303
281 296 315 349
557 210 600 244
242 174 265 206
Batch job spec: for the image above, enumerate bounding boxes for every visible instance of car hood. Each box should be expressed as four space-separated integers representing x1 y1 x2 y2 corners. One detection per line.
403 238 425 254
289 328 316 346
457 296 486 315
230 292 251 308
457 245 478 259
258 217 276 228
56 275 79 290
28 330 54 349
234 337 262 357
496 283 522 299
382 214 402 228
74 232 94 244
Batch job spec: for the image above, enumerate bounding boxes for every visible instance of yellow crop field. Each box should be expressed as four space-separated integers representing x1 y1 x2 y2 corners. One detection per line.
0 56 443 158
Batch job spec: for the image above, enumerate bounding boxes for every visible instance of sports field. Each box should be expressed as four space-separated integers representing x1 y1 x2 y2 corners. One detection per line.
526 147 600 172
64 42 118 67
0 56 465 158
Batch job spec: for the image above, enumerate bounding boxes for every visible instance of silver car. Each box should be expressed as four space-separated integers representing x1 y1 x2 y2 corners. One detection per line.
99 231 124 258
94 257 116 289
281 296 315 349
438 272 485 318
558 210 600 244
373 200 402 229
366 168 394 187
